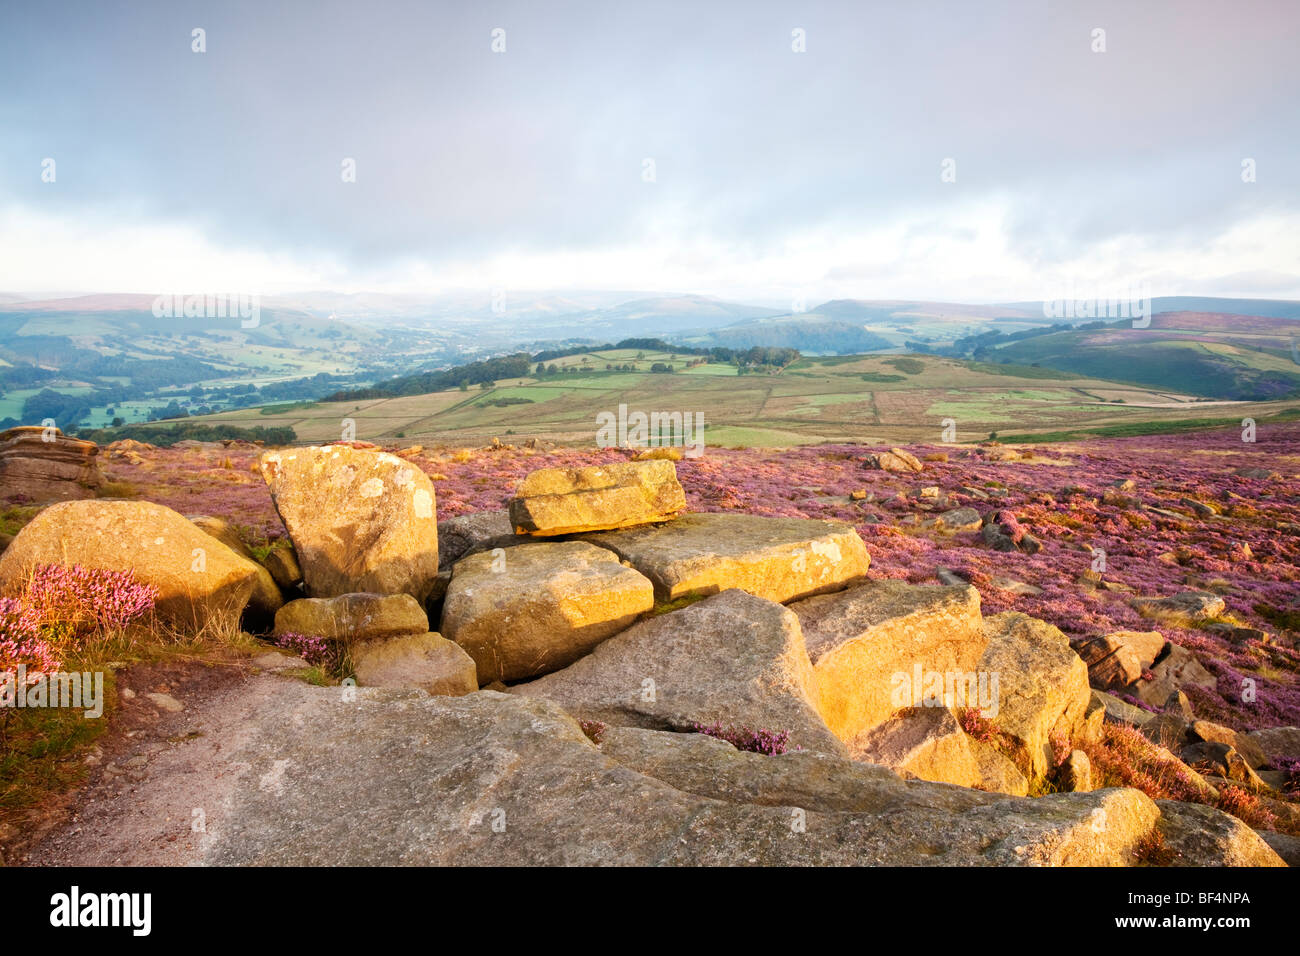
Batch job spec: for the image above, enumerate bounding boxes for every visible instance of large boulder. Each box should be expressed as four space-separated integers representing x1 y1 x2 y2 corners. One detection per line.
1155 801 1287 867
441 541 654 683
437 510 524 572
351 632 478 697
186 686 1278 866
188 514 283 619
0 500 263 632
274 592 428 642
789 579 985 744
978 612 1093 782
1074 630 1167 690
507 460 686 536
862 448 923 473
0 426 103 503
581 512 869 604
259 446 439 601
513 589 847 756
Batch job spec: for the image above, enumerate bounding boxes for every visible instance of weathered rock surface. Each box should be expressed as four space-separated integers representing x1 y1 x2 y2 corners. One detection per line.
274 592 428 642
261 545 303 590
260 446 439 601
442 541 654 683
1093 689 1153 727
851 707 981 789
436 510 523 571
932 507 982 532
0 426 103 503
352 632 478 696
189 514 283 619
1059 750 1093 792
1155 801 1286 867
790 579 984 744
191 685 1275 866
582 512 869 604
513 589 847 756
1135 591 1227 621
978 612 1093 782
862 448 923 473
1188 720 1268 769
0 499 263 632
1247 726 1300 764
507 460 685 536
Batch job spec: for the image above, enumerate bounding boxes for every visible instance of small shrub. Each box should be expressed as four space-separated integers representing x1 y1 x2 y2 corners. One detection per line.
1217 786 1278 831
958 707 998 744
1133 828 1179 866
273 632 342 672
22 564 157 647
577 719 607 744
692 722 792 756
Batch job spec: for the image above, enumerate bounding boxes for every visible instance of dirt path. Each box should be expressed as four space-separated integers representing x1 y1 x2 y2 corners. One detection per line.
12 653 309 866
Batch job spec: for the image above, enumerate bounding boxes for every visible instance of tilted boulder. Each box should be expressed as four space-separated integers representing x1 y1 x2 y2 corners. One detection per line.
978 612 1093 782
513 589 847 757
351 632 478 697
581 512 869 604
0 500 263 632
850 707 982 789
508 460 686 536
261 545 303 590
274 592 428 642
1246 726 1300 765
1074 630 1166 690
260 446 439 601
442 541 654 683
0 426 103 504
789 579 985 744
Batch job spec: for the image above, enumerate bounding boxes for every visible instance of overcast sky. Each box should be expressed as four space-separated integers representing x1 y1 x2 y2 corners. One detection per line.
1 0 1297 304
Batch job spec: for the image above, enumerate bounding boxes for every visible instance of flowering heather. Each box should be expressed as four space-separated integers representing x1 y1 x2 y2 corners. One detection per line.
22 564 157 645
693 721 792 755
273 631 340 671
0 596 60 680
958 707 998 744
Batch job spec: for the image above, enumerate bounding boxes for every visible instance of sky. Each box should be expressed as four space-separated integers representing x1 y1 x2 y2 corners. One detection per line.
1 0 1298 305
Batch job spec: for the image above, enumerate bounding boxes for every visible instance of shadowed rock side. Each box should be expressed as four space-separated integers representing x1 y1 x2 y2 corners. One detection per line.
260 445 439 602
0 425 103 504
196 686 1283 866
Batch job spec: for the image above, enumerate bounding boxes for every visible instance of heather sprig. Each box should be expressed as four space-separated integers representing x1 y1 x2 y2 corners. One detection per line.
692 721 792 756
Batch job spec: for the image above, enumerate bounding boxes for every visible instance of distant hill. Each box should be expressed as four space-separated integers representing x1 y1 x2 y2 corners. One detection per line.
675 313 894 353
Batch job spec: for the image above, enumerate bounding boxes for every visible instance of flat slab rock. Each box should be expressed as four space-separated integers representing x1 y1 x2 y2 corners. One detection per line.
441 540 654 683
790 579 984 744
351 632 478 697
508 459 686 536
580 512 870 604
512 588 848 757
274 592 428 642
189 686 1280 866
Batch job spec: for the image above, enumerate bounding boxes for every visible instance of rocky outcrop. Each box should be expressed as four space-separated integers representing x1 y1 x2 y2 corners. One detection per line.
789 579 985 744
850 707 982 789
581 512 869 604
436 510 523 571
260 446 439 602
441 541 654 683
1135 643 1217 707
0 500 263 632
0 426 103 503
1074 630 1167 690
513 589 847 756
507 460 686 536
195 685 1281 866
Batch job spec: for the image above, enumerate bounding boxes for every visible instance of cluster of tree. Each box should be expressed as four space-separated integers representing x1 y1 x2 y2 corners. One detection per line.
328 353 533 401
76 422 298 447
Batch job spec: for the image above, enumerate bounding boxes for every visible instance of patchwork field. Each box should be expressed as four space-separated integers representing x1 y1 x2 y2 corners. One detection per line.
187 353 1300 447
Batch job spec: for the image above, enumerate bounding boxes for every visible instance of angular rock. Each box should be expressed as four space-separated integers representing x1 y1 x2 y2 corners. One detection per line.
442 541 654 683
1180 741 1266 788
1257 830 1300 867
1058 750 1093 792
933 506 982 532
352 632 478 696
0 426 103 503
970 739 1030 797
513 589 847 756
1092 689 1154 727
436 510 523 571
274 593 428 642
260 446 439 601
0 499 263 632
582 512 869 604
1165 689 1195 719
790 579 984 744
507 460 685 536
1075 630 1166 690
978 612 1093 781
1135 643 1216 706
261 545 303 590
1189 720 1268 769
862 448 923 473
850 707 981 789
1135 591 1226 621
1246 726 1300 765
